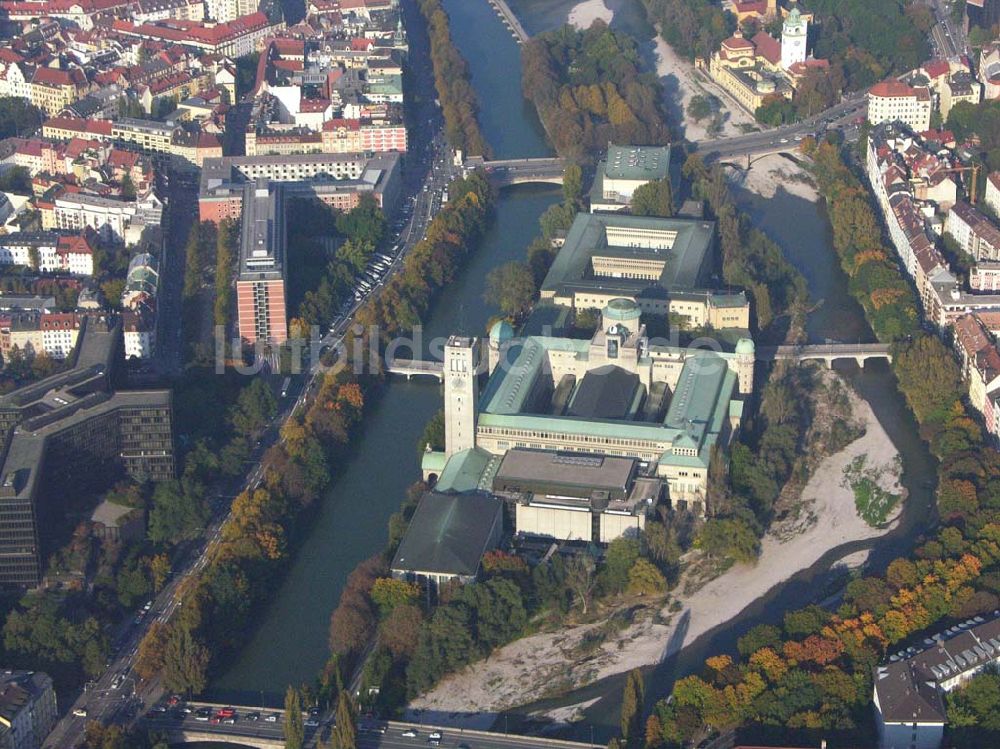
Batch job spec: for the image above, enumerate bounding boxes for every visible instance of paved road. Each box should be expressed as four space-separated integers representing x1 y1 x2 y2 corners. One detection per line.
930 0 966 58
142 707 599 749
693 94 867 160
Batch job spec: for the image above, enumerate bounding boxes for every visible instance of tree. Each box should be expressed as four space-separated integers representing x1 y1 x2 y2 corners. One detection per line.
121 174 136 201
135 621 167 681
627 559 667 595
0 166 31 194
565 554 598 613
687 95 712 122
0 97 42 139
330 690 357 749
370 578 420 617
161 624 210 695
150 553 171 592
621 669 644 746
600 537 640 595
336 194 385 247
381 603 424 659
484 261 536 320
631 178 674 217
563 163 583 206
148 480 205 544
284 685 305 749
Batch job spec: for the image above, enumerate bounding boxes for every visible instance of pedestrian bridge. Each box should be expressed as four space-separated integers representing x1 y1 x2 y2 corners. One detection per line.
761 342 893 367
386 356 444 380
485 0 529 43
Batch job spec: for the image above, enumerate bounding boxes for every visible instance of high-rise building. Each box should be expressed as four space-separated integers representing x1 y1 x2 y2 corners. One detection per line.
0 316 175 587
235 181 287 345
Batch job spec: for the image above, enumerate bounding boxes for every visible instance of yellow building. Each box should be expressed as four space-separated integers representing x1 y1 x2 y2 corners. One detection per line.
708 30 793 114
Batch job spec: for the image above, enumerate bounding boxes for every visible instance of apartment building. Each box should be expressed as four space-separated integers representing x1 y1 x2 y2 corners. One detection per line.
945 201 1000 262
110 12 283 57
28 66 88 117
198 151 401 222
874 613 1000 749
868 79 933 131
0 233 95 275
0 670 57 749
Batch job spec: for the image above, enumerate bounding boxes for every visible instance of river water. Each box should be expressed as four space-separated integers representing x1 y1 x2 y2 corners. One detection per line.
205 0 936 738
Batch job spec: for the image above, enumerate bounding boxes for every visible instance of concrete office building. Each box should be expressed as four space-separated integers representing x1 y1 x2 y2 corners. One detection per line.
0 316 175 587
235 181 288 345
425 299 753 516
540 212 751 330
492 448 664 543
0 670 57 749
589 143 671 213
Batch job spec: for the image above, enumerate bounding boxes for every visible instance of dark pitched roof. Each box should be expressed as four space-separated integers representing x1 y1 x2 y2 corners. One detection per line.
567 365 640 420
390 491 502 577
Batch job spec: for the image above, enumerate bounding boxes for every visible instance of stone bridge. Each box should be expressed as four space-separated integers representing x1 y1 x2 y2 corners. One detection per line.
467 156 567 186
760 342 893 367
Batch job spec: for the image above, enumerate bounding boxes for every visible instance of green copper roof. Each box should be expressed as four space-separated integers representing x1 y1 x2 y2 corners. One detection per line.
421 450 447 474
435 447 494 493
604 143 671 181
540 212 715 298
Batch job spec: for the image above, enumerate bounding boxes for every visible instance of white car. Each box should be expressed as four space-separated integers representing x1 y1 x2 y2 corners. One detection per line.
402 729 418 738
73 708 88 718
265 713 280 722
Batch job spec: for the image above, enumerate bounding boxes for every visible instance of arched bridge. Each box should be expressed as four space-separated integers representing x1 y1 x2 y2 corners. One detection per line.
760 343 892 367
470 156 567 186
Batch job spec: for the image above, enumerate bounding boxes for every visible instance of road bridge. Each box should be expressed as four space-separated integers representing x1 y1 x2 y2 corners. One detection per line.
146 707 602 749
470 156 566 186
760 343 892 367
485 0 529 43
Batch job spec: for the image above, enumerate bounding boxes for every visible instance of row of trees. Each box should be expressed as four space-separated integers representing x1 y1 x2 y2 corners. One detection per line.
644 153 1000 749
416 0 490 157
354 170 494 335
804 138 920 341
682 154 808 340
130 173 496 700
327 531 670 715
522 21 671 161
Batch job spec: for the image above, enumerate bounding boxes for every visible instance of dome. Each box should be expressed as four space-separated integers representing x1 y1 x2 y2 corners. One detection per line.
489 319 514 344
735 338 755 355
603 298 641 323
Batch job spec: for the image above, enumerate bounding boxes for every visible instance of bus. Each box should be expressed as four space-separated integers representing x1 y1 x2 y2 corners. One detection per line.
280 377 291 398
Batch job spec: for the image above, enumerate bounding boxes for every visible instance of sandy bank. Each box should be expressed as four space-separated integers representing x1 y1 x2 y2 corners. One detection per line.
408 377 903 720
651 29 756 142
735 152 819 202
567 0 613 29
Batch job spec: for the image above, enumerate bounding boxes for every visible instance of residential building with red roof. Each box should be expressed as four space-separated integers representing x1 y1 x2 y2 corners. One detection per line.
868 79 933 132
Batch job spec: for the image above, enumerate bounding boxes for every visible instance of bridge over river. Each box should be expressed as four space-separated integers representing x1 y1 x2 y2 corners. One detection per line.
144 702 601 749
385 343 892 382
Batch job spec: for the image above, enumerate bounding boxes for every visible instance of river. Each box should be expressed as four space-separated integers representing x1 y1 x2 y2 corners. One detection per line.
206 0 936 739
